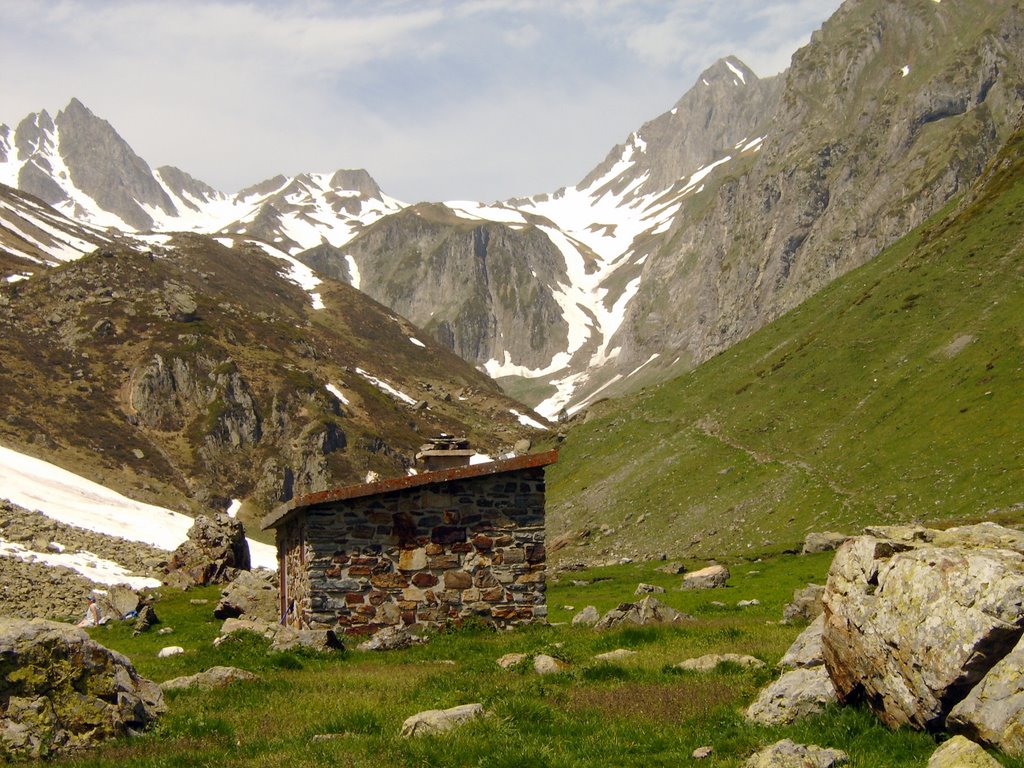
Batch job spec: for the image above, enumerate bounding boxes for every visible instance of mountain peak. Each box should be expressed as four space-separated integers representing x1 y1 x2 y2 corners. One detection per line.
697 56 757 88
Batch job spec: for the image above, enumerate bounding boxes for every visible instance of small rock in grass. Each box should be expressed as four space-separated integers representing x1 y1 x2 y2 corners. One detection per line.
737 599 761 607
744 739 848 767
157 646 184 658
692 746 714 759
635 583 665 595
533 654 569 675
676 653 765 672
497 653 528 669
594 648 637 662
157 627 174 635
400 703 485 737
745 667 837 725
681 565 730 590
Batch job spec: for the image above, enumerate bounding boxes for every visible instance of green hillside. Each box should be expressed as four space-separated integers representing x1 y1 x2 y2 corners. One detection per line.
546 125 1024 563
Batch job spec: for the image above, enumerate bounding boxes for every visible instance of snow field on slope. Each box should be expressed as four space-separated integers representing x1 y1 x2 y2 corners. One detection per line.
0 445 277 571
0 538 162 589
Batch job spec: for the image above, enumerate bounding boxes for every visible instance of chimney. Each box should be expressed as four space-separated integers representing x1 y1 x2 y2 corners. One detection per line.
416 434 475 472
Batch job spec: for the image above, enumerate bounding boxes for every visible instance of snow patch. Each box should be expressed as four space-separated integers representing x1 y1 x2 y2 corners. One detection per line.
0 538 162 589
344 254 361 290
0 445 277 569
409 337 426 348
325 383 350 405
725 60 747 85
354 368 417 405
510 408 549 430
226 499 242 518
901 65 911 77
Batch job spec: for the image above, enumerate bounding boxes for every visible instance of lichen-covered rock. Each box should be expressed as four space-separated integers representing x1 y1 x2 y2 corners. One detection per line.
496 653 527 669
594 597 692 630
681 565 730 590
778 614 825 669
164 513 251 587
947 633 1024 756
400 703 484 737
214 569 278 621
744 666 837 725
744 739 848 768
822 529 1024 730
0 618 164 759
926 735 1003 768
160 666 261 691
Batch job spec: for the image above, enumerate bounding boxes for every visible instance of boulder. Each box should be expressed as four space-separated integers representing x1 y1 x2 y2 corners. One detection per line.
400 703 484 737
744 666 837 725
0 618 164 759
594 597 692 630
218 617 278 640
160 666 262 691
802 532 849 554
681 565 730 590
533 654 569 675
947 632 1024 756
822 529 1024 730
782 583 825 623
271 626 343 653
676 653 765 672
213 569 278 621
571 605 600 626
97 586 141 621
164 513 251 587
926 735 1003 768
744 739 848 768
132 604 159 635
778 614 825 669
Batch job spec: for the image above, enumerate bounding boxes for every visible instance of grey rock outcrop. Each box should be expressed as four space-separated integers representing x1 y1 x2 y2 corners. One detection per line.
743 739 848 768
400 703 484 738
778 614 825 670
782 583 825 623
214 569 278 621
744 666 837 725
164 513 251 587
571 605 600 626
0 618 164 759
822 526 1024 731
947 633 1024 756
593 597 692 630
533 654 569 675
270 626 343 653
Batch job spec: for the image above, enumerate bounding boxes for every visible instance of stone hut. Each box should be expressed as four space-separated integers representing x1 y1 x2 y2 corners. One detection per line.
260 450 557 635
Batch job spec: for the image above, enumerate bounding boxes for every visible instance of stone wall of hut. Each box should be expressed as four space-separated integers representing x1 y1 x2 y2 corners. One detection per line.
277 467 547 634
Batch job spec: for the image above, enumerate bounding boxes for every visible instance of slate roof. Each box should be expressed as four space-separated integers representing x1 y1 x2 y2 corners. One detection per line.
261 449 558 531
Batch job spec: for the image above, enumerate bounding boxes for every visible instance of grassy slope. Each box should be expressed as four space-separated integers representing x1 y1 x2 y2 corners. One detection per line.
545 127 1024 563
57 549 1020 768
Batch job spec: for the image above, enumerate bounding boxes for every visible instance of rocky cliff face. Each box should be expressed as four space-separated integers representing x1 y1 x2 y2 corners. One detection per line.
611 0 1024 376
305 205 571 372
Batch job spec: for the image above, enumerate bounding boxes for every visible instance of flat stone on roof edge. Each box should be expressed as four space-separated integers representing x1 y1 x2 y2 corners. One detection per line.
261 449 558 531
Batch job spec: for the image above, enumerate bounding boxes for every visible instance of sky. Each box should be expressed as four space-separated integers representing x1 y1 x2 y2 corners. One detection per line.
1 1 843 203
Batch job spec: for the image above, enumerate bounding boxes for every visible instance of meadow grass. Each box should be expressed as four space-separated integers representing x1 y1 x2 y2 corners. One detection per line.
57 552 1022 768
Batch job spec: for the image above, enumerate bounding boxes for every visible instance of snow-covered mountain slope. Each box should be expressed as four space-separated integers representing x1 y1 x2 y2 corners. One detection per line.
0 99 403 249
335 57 779 418
0 444 278 585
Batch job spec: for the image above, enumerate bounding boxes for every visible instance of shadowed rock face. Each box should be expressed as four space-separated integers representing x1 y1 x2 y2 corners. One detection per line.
822 523 1024 734
0 618 165 759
